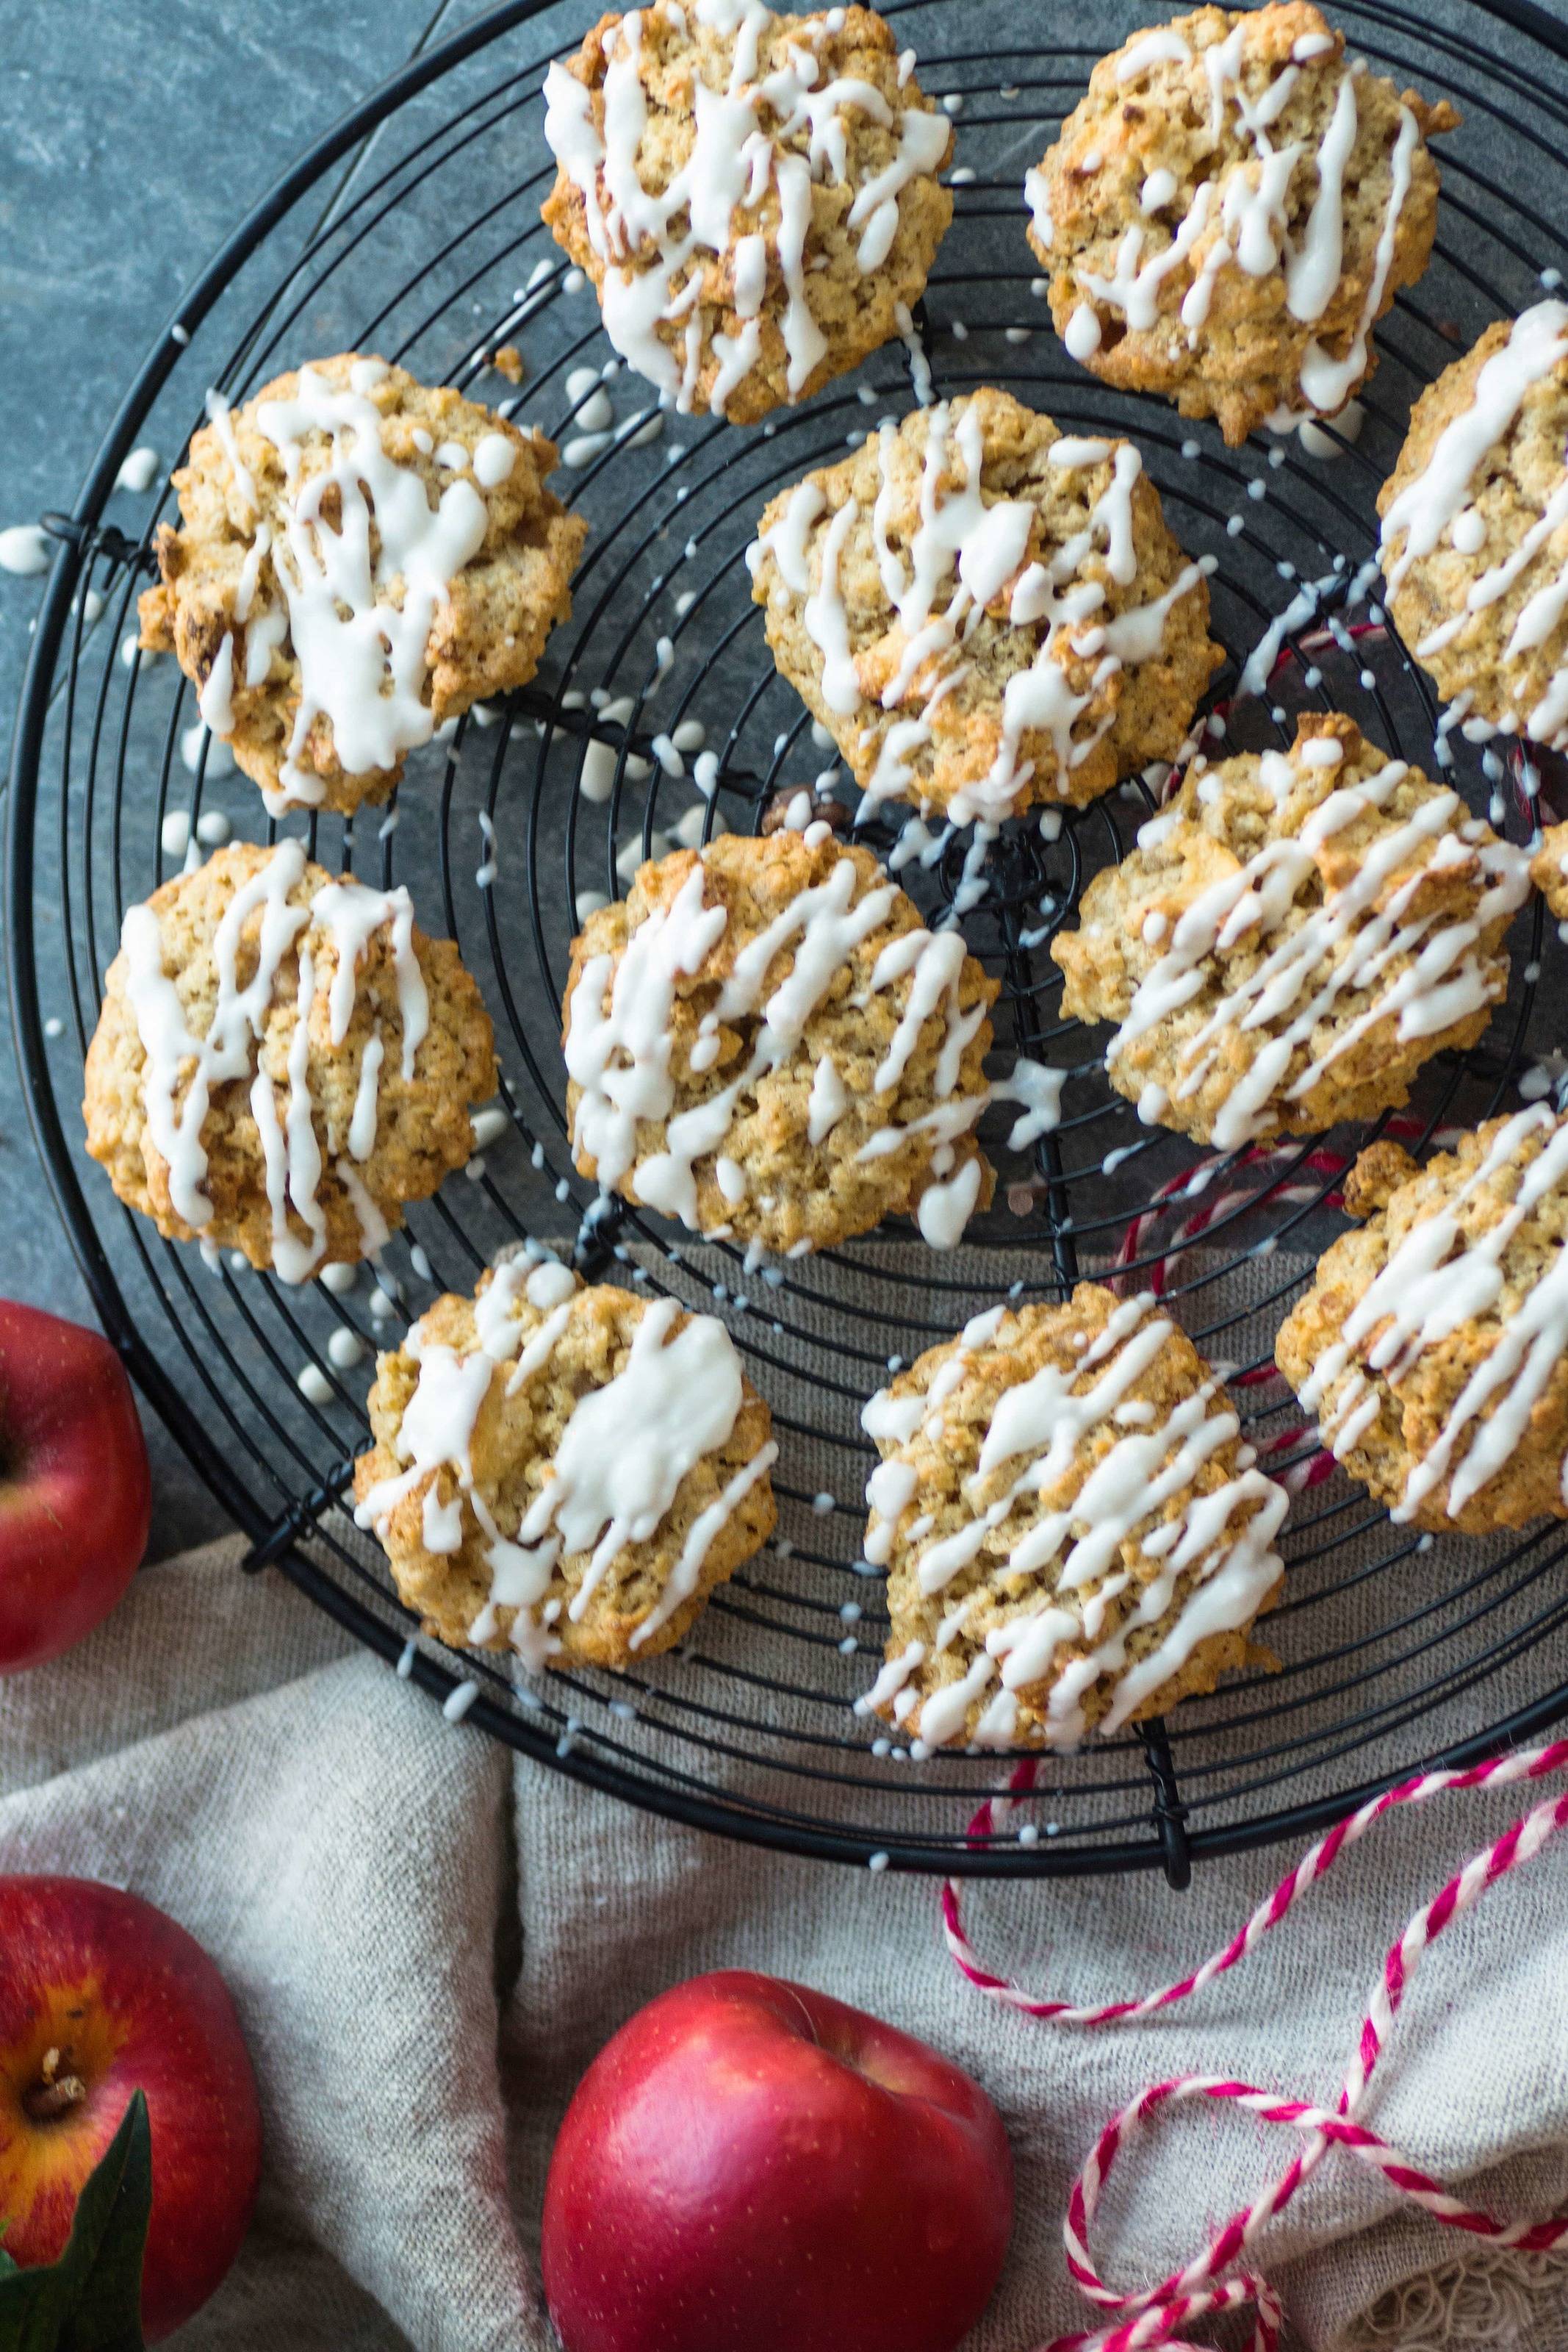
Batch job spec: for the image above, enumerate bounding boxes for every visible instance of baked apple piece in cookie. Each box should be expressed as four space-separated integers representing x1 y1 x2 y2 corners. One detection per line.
139 354 586 815
83 841 496 1280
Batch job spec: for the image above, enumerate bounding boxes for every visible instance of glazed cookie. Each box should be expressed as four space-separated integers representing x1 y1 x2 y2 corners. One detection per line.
83 840 496 1280
748 389 1222 825
353 1261 777 1668
1276 1107 1568 1531
1051 714 1532 1150
541 1 952 423
1531 822 1568 923
856 1286 1288 1749
139 354 586 815
1027 4 1456 445
563 825 999 1252
1379 302 1568 752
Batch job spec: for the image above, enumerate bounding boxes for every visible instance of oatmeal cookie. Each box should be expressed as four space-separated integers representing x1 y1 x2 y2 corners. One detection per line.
1379 302 1568 752
1276 1107 1568 1530
1028 4 1456 445
563 825 999 1252
83 841 496 1280
139 354 586 815
1051 714 1532 1150
748 388 1222 825
542 1 952 423
353 1261 777 1668
855 1285 1287 1749
1532 821 1568 922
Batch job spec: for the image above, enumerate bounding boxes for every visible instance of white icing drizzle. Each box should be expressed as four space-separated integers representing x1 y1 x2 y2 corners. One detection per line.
542 0 948 415
1380 302 1568 749
565 844 989 1248
1100 734 1531 1150
1301 1108 1568 1521
750 400 1208 821
241 359 498 811
860 1294 1287 1747
1062 18 1417 422
355 1285 774 1666
118 841 430 1280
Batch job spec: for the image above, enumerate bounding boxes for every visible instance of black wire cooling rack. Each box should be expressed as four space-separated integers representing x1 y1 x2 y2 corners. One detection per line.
11 0 1568 1882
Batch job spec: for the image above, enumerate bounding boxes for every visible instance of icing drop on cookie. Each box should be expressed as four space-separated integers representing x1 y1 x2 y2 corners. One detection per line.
567 844 990 1246
859 1294 1287 1748
247 359 497 810
117 842 433 1280
542 0 947 415
753 400 1207 820
1300 1108 1568 1521
1101 728 1533 1150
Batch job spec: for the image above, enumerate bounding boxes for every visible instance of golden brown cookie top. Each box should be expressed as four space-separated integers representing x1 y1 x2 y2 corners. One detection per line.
1029 4 1456 443
139 353 586 815
1378 302 1568 752
542 1 952 422
1052 714 1533 1149
562 825 999 1254
82 839 495 1279
856 1283 1287 1749
353 1264 777 1668
748 387 1222 821
1276 1108 1568 1532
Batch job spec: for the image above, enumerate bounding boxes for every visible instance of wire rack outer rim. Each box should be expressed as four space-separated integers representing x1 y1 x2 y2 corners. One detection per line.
12 0 1568 1880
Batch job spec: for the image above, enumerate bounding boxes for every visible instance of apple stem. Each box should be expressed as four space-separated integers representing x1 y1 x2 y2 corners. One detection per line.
24 2046 87 2122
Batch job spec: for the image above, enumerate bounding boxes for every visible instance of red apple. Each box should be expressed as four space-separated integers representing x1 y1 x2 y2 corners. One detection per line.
0 1876 261 2339
0 1300 151 1671
542 1969 1013 2352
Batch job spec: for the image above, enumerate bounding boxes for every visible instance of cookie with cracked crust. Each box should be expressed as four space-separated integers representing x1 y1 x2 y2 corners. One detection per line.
82 840 496 1280
562 825 999 1254
353 1262 777 1668
1276 1108 1568 1532
855 1285 1287 1750
748 387 1222 825
138 353 586 816
1051 714 1532 1150
541 1 952 424
1378 302 1568 753
1028 4 1456 445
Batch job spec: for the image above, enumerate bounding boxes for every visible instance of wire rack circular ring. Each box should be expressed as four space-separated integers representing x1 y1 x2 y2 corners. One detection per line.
12 0 1568 1881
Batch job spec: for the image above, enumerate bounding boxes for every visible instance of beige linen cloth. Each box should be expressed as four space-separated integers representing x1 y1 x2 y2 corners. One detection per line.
4 1244 1568 2351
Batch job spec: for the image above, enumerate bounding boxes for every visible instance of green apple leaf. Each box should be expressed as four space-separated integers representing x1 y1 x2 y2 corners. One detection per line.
0 2089 150 2351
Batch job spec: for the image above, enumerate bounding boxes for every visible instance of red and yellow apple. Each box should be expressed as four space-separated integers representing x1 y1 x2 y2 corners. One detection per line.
542 1969 1013 2352
0 1300 151 1672
0 1876 261 2339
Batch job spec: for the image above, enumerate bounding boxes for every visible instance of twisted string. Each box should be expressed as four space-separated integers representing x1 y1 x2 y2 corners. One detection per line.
942 1739 1568 2351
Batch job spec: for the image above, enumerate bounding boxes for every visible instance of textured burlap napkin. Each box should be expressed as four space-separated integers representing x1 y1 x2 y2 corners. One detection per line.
1 1525 1566 2351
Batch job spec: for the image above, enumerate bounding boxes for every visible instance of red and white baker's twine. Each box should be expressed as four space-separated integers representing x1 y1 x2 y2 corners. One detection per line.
942 1742 1568 2351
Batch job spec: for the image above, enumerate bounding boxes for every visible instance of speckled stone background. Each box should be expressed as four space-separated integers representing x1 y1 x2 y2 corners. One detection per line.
2 0 1567 1576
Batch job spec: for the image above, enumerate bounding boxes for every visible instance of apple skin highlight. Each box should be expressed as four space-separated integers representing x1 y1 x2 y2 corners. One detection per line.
542 1968 1014 2352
